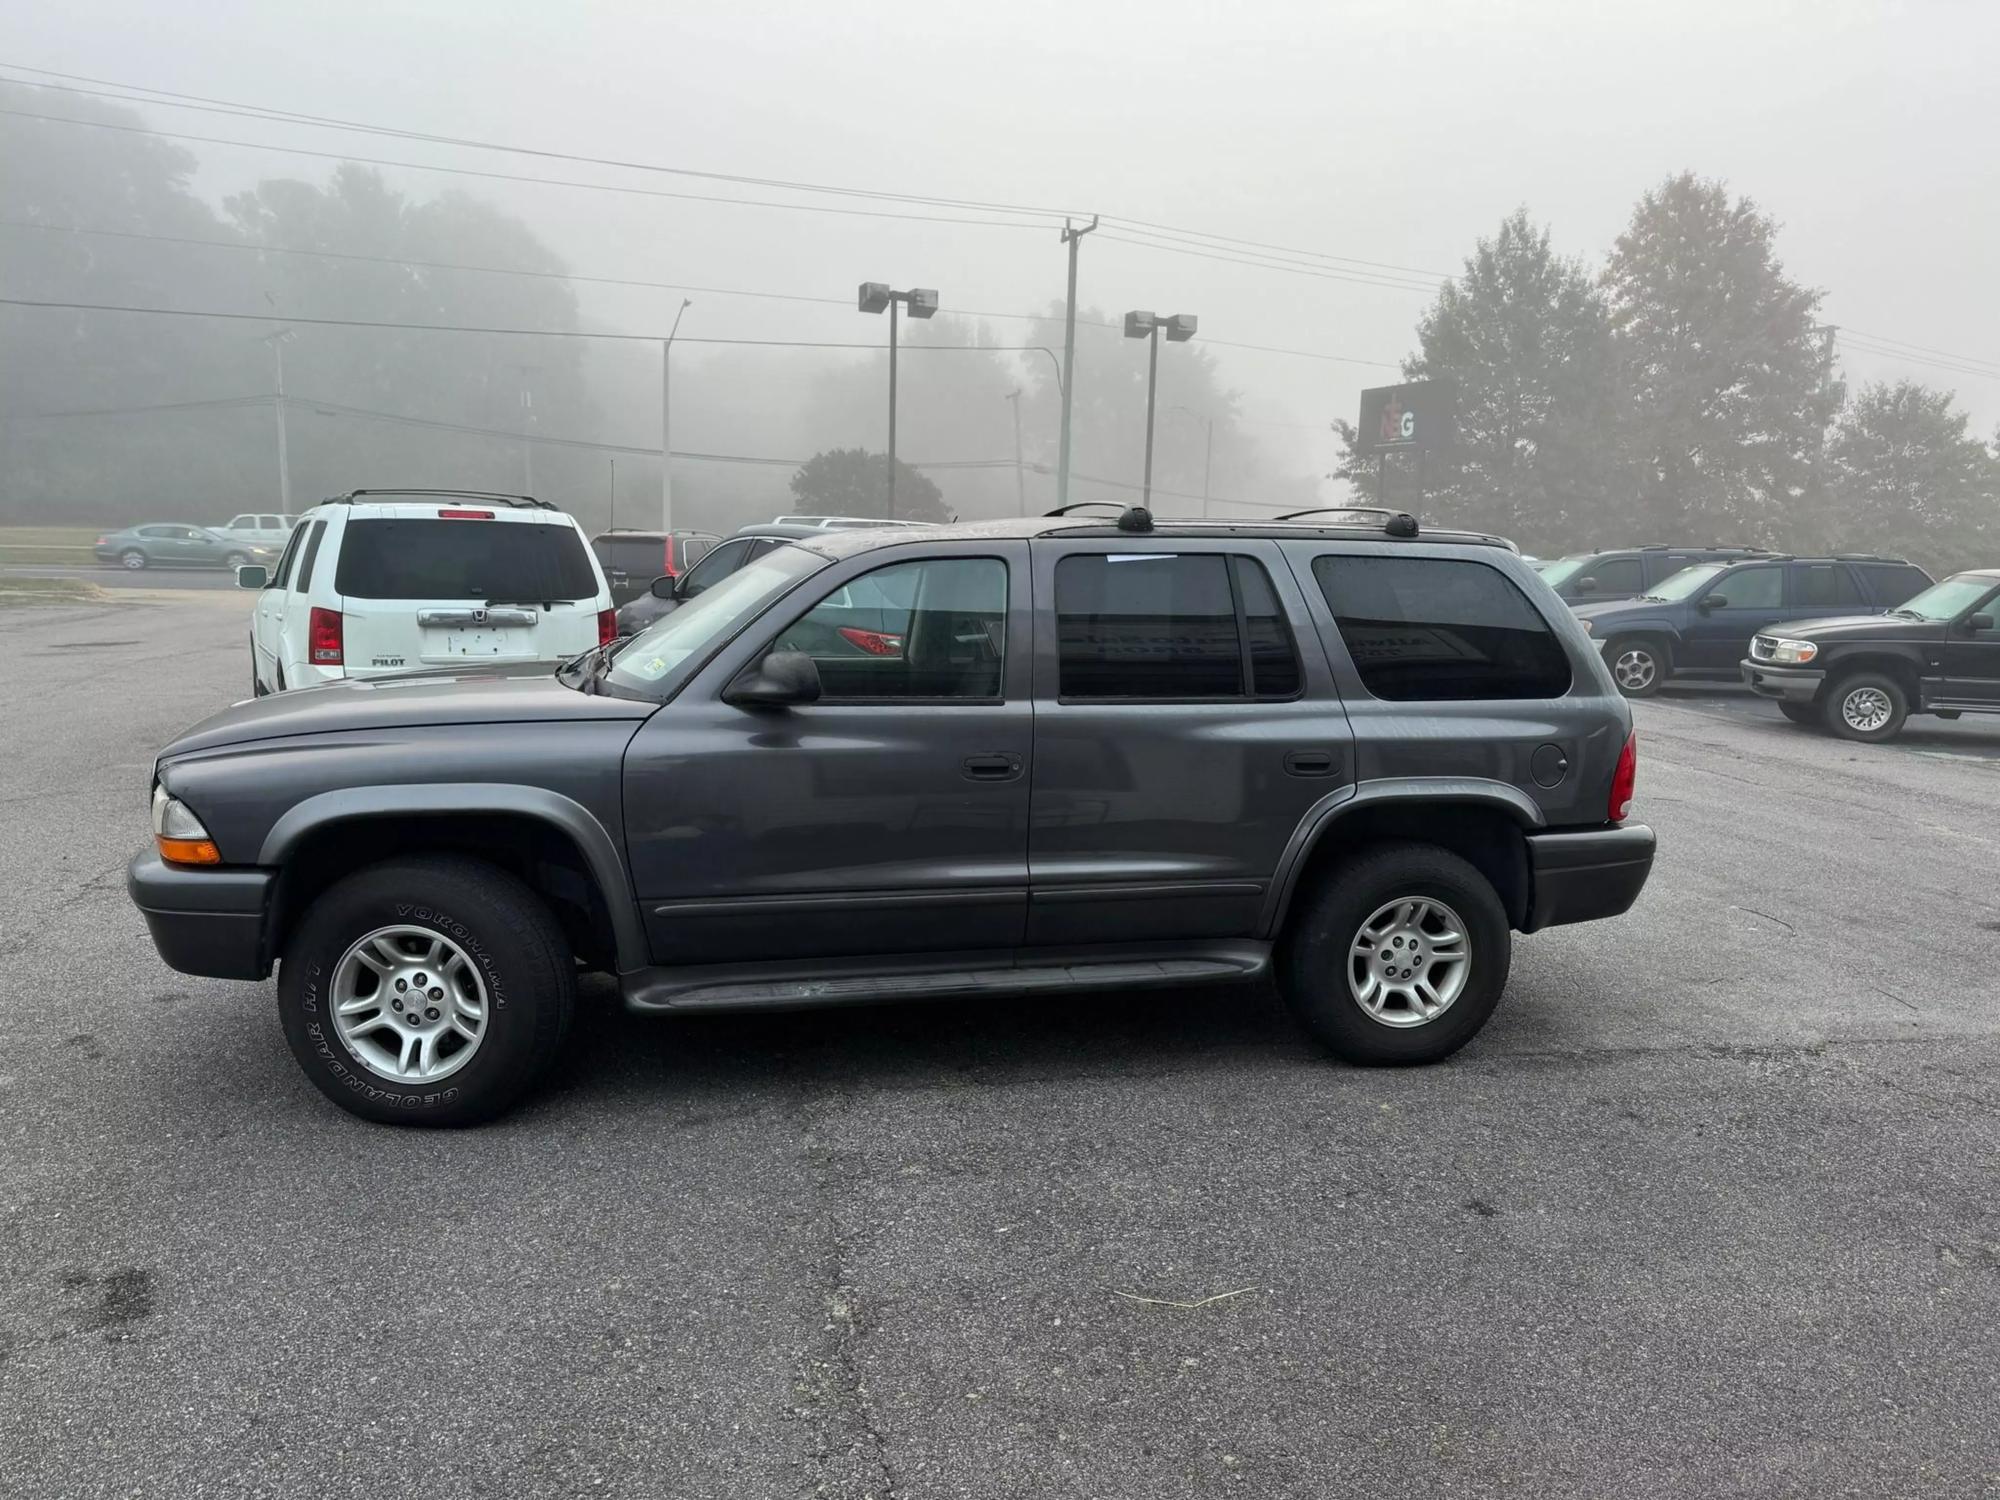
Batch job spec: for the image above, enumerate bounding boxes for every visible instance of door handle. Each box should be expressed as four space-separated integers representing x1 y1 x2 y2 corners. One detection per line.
962 753 1023 781
1284 749 1339 777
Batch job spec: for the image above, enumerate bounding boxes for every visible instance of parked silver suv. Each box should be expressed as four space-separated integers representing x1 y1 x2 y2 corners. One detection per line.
129 507 1653 1125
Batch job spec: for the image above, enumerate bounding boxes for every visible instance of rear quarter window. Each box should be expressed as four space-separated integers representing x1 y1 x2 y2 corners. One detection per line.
1312 554 1573 701
1857 563 1932 607
337 519 599 601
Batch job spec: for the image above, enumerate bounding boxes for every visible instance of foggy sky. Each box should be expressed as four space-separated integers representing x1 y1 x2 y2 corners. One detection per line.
4 0 1996 480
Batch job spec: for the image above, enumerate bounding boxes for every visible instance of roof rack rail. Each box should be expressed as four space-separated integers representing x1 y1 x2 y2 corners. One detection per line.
1832 552 1909 563
1273 505 1421 538
325 488 558 511
1043 501 1126 517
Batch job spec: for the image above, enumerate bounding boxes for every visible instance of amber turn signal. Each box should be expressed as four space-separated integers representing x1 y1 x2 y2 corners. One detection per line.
157 836 222 866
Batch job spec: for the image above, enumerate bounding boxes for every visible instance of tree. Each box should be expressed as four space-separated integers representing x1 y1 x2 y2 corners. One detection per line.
1331 209 1626 551
789 448 949 522
1603 173 1842 545
1822 381 1999 572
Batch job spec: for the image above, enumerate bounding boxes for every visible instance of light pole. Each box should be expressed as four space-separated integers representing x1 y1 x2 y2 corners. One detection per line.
1167 404 1214 515
661 298 691 531
259 328 295 512
514 363 540 494
859 282 939 519
1004 388 1026 515
1123 311 1198 508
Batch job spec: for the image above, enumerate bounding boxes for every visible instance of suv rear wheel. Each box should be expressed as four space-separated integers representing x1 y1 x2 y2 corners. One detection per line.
1606 636 1665 698
1824 671 1908 743
277 856 576 1126
1280 843 1510 1065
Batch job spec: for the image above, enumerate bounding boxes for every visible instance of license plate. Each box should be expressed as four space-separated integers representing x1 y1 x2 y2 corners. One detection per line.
443 631 504 656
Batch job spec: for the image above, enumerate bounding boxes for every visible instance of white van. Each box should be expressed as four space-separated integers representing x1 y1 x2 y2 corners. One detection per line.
244 491 615 694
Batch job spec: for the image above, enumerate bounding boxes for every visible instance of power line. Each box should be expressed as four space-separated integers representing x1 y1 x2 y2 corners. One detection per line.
1101 214 1455 281
0 107 1061 232
1835 333 2000 386
1098 231 1438 294
1839 326 2000 374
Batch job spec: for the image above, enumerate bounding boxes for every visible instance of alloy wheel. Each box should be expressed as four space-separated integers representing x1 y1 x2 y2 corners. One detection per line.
1346 896 1471 1028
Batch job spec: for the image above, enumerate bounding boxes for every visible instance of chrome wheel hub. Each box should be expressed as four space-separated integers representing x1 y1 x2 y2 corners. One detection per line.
1347 897 1471 1028
1613 649 1656 692
329 925 488 1083
1842 687 1891 733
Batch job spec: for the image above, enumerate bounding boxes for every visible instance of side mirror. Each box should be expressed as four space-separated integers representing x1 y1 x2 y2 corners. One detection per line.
649 575 676 600
1966 613 1995 633
722 649 822 709
236 564 269 590
1696 594 1726 612
1574 576 1599 595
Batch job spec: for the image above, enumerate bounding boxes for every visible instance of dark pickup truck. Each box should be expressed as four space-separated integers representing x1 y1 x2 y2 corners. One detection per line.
130 509 1656 1125
1742 569 2000 741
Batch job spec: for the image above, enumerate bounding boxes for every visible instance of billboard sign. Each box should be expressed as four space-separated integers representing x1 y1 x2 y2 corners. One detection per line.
1357 381 1453 455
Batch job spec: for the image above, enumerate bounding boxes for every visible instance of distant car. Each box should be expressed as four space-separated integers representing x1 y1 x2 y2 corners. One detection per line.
243 489 614 695
588 528 720 607
613 523 825 635
1572 554 1933 697
1536 544 1776 604
1742 569 2000 741
217 513 299 546
94 523 279 572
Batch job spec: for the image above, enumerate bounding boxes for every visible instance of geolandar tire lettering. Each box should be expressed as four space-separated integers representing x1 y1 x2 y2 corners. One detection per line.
276 856 575 1127
1279 842 1511 1066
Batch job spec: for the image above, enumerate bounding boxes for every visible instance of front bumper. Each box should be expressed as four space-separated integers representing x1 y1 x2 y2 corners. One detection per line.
1522 824 1655 933
1741 660 1825 703
127 850 274 980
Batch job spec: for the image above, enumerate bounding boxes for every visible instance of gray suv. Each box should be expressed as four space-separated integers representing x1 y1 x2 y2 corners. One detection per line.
128 509 1654 1125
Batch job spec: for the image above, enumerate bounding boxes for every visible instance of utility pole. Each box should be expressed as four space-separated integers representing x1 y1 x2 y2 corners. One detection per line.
661 299 691 531
1005 388 1026 515
609 457 617 531
1056 216 1098 511
260 328 295 511
514 364 539 495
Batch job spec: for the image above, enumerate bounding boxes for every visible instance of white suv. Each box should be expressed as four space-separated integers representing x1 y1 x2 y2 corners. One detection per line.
219 512 298 546
243 491 615 694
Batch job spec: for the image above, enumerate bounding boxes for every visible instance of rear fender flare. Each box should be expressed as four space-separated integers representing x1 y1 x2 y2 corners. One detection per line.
259 783 646 972
1258 778 1545 937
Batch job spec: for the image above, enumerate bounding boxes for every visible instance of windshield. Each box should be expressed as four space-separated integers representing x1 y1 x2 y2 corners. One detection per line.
1644 563 1726 601
1893 573 1998 622
606 543 825 698
1535 555 1594 588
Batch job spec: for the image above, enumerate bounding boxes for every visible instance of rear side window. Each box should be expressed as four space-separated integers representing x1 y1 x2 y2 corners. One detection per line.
1312 555 1572 701
336 519 599 602
293 520 327 591
1857 563 1931 607
269 523 309 589
1055 553 1300 700
1795 564 1864 608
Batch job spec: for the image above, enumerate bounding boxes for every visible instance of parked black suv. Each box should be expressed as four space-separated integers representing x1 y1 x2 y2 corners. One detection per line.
1573 555 1933 697
1537 544 1773 604
129 509 1654 1125
1741 569 2000 741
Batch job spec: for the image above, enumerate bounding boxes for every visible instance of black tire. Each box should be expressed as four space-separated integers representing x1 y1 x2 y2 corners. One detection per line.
1777 701 1817 725
1823 671 1908 743
224 551 251 570
120 548 147 571
251 648 266 698
1605 636 1666 698
1279 842 1511 1066
277 856 576 1126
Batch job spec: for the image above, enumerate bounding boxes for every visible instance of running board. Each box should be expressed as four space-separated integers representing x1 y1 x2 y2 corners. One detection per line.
621 947 1268 1014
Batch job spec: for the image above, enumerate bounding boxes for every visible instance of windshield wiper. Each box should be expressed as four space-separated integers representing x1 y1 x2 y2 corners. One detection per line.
484 597 556 610
1633 593 1668 603
1888 607 1925 620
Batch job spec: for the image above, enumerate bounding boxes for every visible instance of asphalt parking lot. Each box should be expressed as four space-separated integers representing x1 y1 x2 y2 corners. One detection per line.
3 592 1998 1499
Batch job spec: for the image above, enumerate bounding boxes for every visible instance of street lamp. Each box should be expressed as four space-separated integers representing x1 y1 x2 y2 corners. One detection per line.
661 298 692 531
858 282 939 518
1123 310 1198 508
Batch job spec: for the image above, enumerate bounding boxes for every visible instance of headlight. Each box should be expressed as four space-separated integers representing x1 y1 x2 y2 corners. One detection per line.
1767 638 1819 665
1577 618 1594 636
152 784 221 865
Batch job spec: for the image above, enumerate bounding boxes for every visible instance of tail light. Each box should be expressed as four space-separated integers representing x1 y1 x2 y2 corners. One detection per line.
1608 731 1637 823
96 535 111 546
309 606 344 665
437 508 495 519
837 626 904 657
597 608 618 646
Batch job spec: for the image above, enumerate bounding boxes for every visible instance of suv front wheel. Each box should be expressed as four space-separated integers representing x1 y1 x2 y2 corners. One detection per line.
1280 843 1510 1065
277 856 576 1126
1606 637 1666 698
1824 671 1909 743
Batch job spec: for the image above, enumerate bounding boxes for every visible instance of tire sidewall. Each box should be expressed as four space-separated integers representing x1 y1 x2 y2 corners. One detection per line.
121 549 147 570
1608 637 1664 698
1282 845 1512 1065
278 863 566 1125
1825 672 1907 743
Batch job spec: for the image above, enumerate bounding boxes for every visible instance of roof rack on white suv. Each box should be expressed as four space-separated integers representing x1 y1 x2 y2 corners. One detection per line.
326 489 559 512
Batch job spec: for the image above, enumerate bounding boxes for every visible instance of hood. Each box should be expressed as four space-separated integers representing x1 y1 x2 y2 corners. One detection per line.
163 661 656 757
1758 613 1935 642
1571 597 1675 627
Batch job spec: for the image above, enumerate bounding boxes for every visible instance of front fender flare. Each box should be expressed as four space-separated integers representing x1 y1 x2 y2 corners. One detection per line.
259 782 647 973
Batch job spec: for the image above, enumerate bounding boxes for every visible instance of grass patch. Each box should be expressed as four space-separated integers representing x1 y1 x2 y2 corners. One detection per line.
0 526 102 567
0 576 107 607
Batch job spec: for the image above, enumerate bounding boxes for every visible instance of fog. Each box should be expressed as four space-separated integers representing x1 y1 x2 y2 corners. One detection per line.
2 0 1995 555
